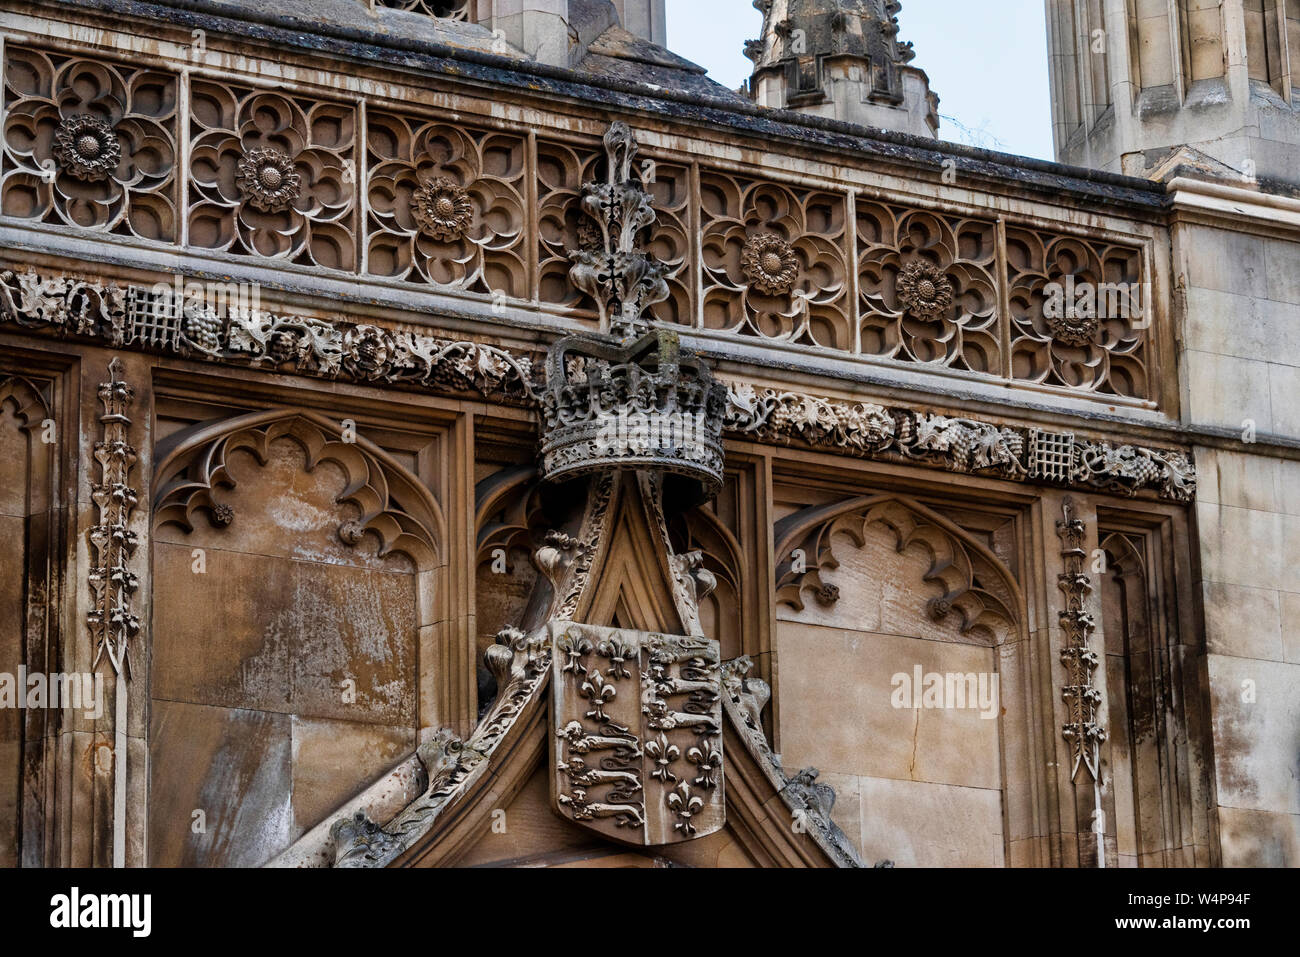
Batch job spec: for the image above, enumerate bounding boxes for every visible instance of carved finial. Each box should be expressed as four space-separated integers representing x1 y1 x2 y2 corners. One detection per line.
568 122 669 340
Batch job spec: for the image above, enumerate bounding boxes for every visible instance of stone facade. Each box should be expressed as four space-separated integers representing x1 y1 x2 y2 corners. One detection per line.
0 0 1292 869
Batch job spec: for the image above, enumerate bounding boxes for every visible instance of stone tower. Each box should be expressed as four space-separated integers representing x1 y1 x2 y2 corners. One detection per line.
744 0 939 137
1046 0 1300 187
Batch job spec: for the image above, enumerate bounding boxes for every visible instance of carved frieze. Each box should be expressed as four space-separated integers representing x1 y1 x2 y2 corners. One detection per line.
550 623 725 846
725 380 1195 501
0 269 1195 501
0 270 534 402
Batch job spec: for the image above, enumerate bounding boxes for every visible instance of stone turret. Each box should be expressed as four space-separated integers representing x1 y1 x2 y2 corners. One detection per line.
611 0 667 46
744 0 939 137
1047 0 1300 187
435 1 663 68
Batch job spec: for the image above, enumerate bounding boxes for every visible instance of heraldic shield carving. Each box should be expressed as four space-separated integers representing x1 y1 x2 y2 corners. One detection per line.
550 622 725 846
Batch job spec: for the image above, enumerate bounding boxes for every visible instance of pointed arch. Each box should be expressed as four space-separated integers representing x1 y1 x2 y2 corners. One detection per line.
774 493 1024 645
152 408 444 567
576 473 687 635
0 376 51 428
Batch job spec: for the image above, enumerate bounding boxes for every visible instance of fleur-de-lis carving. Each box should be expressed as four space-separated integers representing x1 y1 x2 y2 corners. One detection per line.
559 634 592 674
687 737 722 790
667 781 704 835
644 733 680 783
580 669 617 723
597 636 634 679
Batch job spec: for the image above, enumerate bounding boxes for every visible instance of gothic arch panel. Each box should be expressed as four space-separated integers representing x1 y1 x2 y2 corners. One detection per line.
0 376 55 868
147 409 444 866
769 494 1033 867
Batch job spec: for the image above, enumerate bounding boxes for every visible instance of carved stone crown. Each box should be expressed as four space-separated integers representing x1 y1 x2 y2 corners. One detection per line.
538 330 728 499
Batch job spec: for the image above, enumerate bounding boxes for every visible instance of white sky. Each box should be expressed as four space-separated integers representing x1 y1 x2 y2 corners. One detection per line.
664 0 1055 160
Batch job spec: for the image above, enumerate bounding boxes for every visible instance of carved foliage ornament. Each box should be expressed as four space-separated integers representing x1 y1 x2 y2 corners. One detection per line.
0 270 1195 502
724 380 1195 502
0 270 534 403
719 656 863 867
551 623 724 846
1057 498 1105 781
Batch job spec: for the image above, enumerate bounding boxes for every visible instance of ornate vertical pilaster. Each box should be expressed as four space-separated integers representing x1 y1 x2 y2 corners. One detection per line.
87 358 139 867
1056 496 1106 867
88 358 139 677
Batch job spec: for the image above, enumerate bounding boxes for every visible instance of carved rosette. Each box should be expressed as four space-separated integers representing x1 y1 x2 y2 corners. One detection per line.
1057 498 1105 781
551 623 724 846
1007 230 1148 398
189 83 354 266
234 147 302 213
410 177 474 241
52 114 122 182
2 47 178 239
741 233 799 295
367 114 528 293
1044 309 1101 347
701 173 850 349
895 260 955 321
88 358 140 675
858 204 1000 371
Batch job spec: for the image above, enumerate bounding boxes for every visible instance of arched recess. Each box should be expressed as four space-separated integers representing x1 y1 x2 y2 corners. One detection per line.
576 473 686 635
1099 528 1206 867
473 464 544 683
671 505 746 661
0 377 56 868
771 493 1033 868
147 409 444 867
